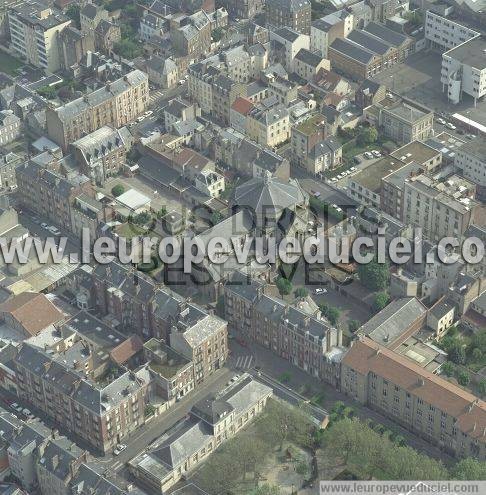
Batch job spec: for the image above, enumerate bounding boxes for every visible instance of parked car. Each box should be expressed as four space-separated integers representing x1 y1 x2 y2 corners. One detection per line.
446 122 456 130
144 110 153 117
372 150 381 158
436 117 446 125
465 134 476 140
349 166 357 172
178 79 185 85
353 156 362 164
114 444 127 456
12 403 23 413
364 151 373 159
330 177 338 182
22 408 34 420
48 226 61 236
314 288 328 294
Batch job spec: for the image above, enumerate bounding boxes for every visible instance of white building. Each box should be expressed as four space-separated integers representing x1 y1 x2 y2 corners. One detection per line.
310 11 353 57
425 11 479 52
194 170 225 198
441 36 486 105
454 139 486 201
269 26 310 69
8 1 71 72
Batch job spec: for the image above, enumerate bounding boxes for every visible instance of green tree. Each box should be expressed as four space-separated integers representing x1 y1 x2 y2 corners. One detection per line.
249 485 281 495
451 458 486 480
357 126 378 146
348 319 360 333
66 4 81 29
276 276 293 296
37 85 58 99
320 303 340 326
479 379 486 397
133 212 151 225
457 370 470 386
441 361 455 377
294 287 309 298
111 184 125 197
156 206 167 218
113 39 143 59
144 404 156 417
472 347 483 361
357 257 389 290
449 344 466 365
210 211 223 225
212 27 224 42
373 292 390 312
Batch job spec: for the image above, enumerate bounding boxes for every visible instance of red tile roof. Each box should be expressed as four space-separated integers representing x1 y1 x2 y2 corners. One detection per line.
231 97 255 116
110 335 144 364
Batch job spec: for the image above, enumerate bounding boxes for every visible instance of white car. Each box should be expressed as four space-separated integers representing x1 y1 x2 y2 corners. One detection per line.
144 110 153 117
178 79 185 85
436 117 446 125
314 288 328 294
330 177 338 182
41 222 49 230
446 122 456 130
114 444 127 456
364 151 373 159
22 408 34 419
48 226 61 236
349 166 357 172
12 403 23 413
372 150 381 158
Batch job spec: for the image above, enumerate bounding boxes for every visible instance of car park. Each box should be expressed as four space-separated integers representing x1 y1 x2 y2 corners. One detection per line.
114 444 127 456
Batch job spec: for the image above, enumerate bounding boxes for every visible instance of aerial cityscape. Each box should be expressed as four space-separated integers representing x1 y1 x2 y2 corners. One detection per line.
0 0 483 493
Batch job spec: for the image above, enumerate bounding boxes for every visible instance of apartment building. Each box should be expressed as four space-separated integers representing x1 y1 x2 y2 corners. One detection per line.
46 70 148 150
269 27 310 69
130 376 272 493
16 159 92 231
328 22 413 81
425 11 479 52
218 0 264 20
79 2 109 37
212 74 246 124
170 10 211 58
441 35 486 105
59 26 95 71
71 126 132 186
14 343 149 453
8 1 71 72
403 173 484 241
246 104 290 147
341 337 486 460
454 139 486 201
224 272 343 383
364 94 434 144
266 0 311 35
293 49 330 81
0 111 20 146
381 141 443 218
311 11 354 58
291 113 327 168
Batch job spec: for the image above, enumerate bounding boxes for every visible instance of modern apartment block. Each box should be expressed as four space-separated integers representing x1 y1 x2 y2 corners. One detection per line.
441 35 486 105
425 11 479 52
341 337 486 460
46 70 148 150
14 343 149 453
403 173 484 241
454 139 486 201
8 1 71 72
224 272 343 384
266 0 311 35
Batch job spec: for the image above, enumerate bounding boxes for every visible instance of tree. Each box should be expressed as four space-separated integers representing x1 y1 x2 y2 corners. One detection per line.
144 404 156 417
479 379 486 397
441 361 455 377
212 27 224 42
249 485 281 495
373 292 390 312
111 184 125 197
66 4 81 29
156 206 167 218
210 211 223 225
294 287 309 298
113 39 143 59
357 257 389 290
457 370 470 387
348 319 360 333
472 347 483 361
320 303 340 326
37 85 57 99
133 212 151 225
451 458 486 480
357 126 378 146
449 344 466 365
276 276 293 296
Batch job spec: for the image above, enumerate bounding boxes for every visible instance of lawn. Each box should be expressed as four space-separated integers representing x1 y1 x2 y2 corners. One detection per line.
113 222 146 239
0 52 24 75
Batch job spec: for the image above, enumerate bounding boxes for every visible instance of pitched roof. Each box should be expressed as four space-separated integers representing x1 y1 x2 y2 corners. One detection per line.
343 337 486 443
109 335 144 365
231 97 254 116
0 292 64 336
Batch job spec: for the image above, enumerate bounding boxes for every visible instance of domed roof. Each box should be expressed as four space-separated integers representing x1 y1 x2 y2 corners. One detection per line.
233 175 307 219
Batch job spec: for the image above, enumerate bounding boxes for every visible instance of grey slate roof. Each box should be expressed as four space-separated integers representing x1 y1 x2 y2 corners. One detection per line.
191 397 233 425
358 297 427 346
330 37 376 64
267 0 310 11
294 48 324 67
363 22 409 47
348 30 392 55
70 464 126 495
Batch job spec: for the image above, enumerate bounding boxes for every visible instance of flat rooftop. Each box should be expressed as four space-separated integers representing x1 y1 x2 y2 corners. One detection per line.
351 156 407 192
444 35 486 70
391 141 440 166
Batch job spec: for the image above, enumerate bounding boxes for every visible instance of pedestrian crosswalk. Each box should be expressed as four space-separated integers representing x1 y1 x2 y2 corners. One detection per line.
149 90 164 104
235 355 254 369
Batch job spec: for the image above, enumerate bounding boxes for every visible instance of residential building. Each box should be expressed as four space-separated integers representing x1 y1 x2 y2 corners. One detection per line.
59 26 95 71
170 10 211 58
427 297 455 338
246 103 290 148
341 337 486 460
291 113 327 168
8 1 71 72
441 35 486 105
169 311 228 384
94 19 121 54
212 74 246 124
454 139 486 201
0 111 20 146
70 193 107 241
403 173 484 241
266 0 311 35
14 343 149 453
194 169 225 198
355 79 386 109
269 27 310 69
0 152 22 191
303 137 342 175
16 159 92 231
425 10 479 52
293 49 330 81
328 22 413 80
310 11 354 58
146 56 178 89
71 126 132 186
218 0 264 20
46 70 148 150
364 94 434 145
79 2 109 37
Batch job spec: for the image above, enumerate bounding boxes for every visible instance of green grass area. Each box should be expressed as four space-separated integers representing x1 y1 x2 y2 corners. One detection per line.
114 223 146 239
0 52 24 75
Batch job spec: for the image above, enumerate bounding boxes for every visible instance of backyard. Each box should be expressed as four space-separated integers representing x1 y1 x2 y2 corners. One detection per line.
0 52 24 76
